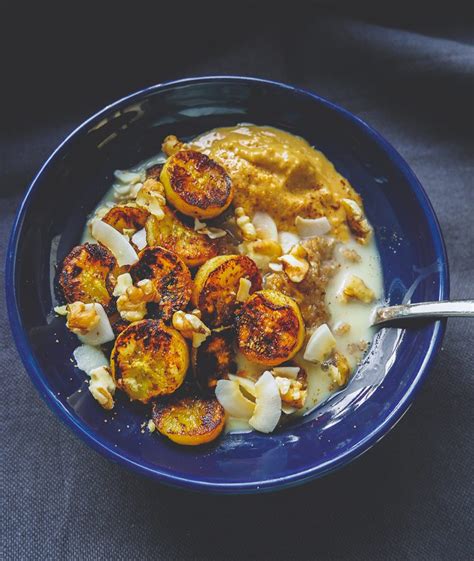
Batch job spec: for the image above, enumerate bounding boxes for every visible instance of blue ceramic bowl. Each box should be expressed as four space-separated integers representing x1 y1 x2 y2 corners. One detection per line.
6 77 448 493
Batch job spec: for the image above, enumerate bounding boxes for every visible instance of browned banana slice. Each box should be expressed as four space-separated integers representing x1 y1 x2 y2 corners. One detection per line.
59 243 117 311
152 396 225 445
160 150 233 219
192 330 235 393
192 255 262 327
145 207 218 267
236 290 305 366
111 319 189 403
129 246 192 320
102 204 149 234
146 163 164 180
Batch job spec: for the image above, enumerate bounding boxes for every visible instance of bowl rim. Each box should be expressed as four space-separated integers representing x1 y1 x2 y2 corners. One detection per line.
5 75 449 493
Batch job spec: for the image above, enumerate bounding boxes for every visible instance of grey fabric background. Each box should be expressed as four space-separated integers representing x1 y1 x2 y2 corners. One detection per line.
2 5 473 560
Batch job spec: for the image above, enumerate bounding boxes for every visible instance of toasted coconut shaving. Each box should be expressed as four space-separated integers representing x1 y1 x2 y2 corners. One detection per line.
114 169 143 185
54 305 68 316
272 366 300 379
252 211 278 241
249 371 281 433
91 220 138 266
236 278 252 303
215 379 255 419
295 216 331 238
131 228 147 250
303 323 337 363
73 344 108 374
113 273 133 297
279 231 300 253
227 374 257 398
199 227 227 239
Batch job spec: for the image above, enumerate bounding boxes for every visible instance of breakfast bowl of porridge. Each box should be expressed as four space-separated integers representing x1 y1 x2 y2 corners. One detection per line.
6 77 448 492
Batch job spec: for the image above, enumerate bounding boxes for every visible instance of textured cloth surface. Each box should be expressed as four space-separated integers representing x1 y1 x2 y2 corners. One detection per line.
2 6 473 561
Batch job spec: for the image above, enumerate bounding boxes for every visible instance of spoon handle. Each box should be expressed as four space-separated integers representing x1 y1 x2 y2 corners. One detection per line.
372 300 474 326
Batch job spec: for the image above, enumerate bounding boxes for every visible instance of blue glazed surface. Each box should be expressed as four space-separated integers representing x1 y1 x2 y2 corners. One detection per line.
6 77 449 493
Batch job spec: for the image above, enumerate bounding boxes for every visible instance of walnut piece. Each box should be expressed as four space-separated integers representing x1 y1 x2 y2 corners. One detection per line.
235 207 257 241
340 247 361 263
341 199 372 244
340 275 375 303
136 178 166 219
334 322 351 336
326 351 351 388
88 366 115 410
117 279 157 322
162 135 187 156
279 244 310 283
66 302 100 335
172 310 211 348
239 238 282 271
274 375 308 409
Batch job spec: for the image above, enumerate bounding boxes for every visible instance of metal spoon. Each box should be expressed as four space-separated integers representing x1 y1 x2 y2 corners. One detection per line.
372 300 474 326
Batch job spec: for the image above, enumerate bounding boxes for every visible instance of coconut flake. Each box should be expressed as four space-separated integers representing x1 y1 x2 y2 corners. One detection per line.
91 220 138 266
279 231 300 253
252 211 278 242
249 371 282 433
113 273 133 297
272 366 300 379
236 278 252 303
282 404 297 415
114 169 143 184
303 323 336 363
198 227 227 239
54 305 68 316
194 217 207 230
131 228 147 250
73 344 109 374
215 379 255 419
77 304 115 346
228 374 257 398
113 182 143 201
295 216 331 238
268 262 283 272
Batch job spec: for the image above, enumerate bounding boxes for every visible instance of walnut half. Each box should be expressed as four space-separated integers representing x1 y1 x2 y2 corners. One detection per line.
117 279 157 322
66 302 100 335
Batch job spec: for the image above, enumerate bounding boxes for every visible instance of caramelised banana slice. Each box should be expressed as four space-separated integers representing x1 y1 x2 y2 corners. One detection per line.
145 207 218 267
192 255 262 327
129 246 192 320
102 204 149 234
111 319 188 403
59 243 117 312
160 150 233 219
236 289 305 366
152 396 225 445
